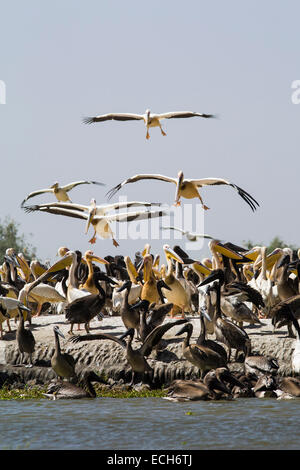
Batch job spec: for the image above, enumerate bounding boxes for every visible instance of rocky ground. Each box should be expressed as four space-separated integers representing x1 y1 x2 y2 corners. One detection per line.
0 312 296 390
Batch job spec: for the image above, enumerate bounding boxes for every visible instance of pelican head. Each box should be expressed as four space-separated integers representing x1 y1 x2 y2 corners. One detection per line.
50 182 59 189
163 244 184 264
85 199 97 234
53 325 65 339
83 250 109 265
175 171 184 205
145 109 151 124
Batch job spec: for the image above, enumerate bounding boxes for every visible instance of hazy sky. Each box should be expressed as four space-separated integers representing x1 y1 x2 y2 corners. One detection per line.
0 0 299 264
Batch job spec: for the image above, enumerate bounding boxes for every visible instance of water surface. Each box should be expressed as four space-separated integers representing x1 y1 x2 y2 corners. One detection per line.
0 397 299 450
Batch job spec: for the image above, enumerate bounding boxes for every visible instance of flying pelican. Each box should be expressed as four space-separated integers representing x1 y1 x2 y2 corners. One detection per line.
106 170 259 211
21 180 105 206
23 199 167 246
161 226 214 242
83 108 216 139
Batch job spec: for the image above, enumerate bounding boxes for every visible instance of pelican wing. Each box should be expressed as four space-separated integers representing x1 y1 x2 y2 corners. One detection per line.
185 177 259 212
68 333 126 348
61 180 105 191
23 201 89 213
101 201 161 213
140 319 187 357
162 226 186 234
107 174 177 200
23 204 88 220
21 188 54 206
155 111 216 120
104 209 168 223
83 113 144 124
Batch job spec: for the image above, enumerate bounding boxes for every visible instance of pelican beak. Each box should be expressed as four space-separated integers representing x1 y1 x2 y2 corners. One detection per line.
85 209 95 234
142 244 151 257
192 261 212 276
255 249 283 271
212 241 245 260
141 255 153 282
243 247 261 261
163 245 184 264
91 255 110 265
175 171 184 205
125 256 139 283
200 308 212 322
56 327 65 339
46 252 74 274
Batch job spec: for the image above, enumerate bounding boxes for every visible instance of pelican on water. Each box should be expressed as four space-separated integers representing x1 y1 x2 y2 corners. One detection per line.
83 108 216 139
21 180 105 206
23 199 167 246
106 170 259 211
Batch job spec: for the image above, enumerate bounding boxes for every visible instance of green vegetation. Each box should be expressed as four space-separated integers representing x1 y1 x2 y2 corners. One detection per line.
0 217 37 262
243 236 298 255
0 384 167 400
94 386 167 399
0 385 47 400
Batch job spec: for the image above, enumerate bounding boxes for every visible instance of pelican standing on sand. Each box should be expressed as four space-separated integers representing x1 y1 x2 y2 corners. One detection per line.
83 108 216 139
107 171 260 211
21 180 105 206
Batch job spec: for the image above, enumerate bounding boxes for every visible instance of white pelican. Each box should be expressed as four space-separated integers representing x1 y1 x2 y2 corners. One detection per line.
21 180 105 206
83 108 216 139
24 199 167 246
161 226 214 242
106 170 259 211
161 245 191 318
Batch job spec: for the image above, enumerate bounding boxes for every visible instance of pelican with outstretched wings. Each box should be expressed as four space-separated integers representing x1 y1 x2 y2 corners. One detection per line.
161 226 214 242
106 170 260 211
23 199 167 247
83 108 216 139
21 180 105 207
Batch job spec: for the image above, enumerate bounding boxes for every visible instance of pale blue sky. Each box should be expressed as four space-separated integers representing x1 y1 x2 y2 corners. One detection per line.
0 0 299 263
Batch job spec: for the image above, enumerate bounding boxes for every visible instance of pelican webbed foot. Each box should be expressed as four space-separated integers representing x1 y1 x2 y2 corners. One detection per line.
113 238 120 247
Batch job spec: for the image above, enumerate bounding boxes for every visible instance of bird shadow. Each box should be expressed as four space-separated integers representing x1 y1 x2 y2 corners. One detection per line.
1 331 17 341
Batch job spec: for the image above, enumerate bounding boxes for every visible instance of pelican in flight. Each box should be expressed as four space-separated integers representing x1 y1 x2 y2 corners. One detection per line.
107 170 260 211
83 108 216 139
161 226 214 242
21 180 105 206
23 199 167 247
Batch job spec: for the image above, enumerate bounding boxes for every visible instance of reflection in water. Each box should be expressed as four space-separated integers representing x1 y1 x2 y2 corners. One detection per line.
0 397 299 450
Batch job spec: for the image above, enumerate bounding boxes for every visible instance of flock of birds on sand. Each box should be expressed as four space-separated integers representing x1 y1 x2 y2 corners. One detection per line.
1 108 300 401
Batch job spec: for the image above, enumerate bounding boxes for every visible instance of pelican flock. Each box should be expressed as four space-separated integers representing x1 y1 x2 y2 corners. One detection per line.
0 99 297 407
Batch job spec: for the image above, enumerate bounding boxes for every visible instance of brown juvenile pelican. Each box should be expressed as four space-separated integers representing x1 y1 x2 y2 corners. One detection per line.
199 272 251 362
51 326 76 380
83 108 216 139
175 322 227 378
16 307 35 367
197 310 228 362
106 170 259 212
70 319 186 386
43 371 105 400
244 355 279 378
21 180 105 206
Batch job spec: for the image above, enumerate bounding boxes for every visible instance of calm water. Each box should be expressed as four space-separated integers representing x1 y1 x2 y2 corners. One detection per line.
0 397 299 450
